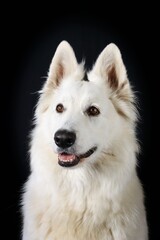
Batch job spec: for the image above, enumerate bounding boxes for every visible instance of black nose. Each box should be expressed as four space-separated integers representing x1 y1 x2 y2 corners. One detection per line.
54 129 76 148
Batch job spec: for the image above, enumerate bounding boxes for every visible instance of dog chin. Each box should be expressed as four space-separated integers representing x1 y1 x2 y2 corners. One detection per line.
57 146 97 167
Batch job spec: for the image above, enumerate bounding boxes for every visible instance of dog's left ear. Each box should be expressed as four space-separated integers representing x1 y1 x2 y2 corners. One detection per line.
92 43 128 91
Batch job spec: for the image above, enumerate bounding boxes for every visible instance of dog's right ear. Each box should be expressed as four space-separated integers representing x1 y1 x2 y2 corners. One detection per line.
47 40 78 88
36 41 78 117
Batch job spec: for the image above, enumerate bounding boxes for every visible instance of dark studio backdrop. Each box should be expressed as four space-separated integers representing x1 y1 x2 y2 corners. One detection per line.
2 5 159 240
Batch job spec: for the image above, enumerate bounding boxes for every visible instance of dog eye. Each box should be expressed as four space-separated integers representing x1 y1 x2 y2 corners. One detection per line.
87 106 100 116
56 104 64 113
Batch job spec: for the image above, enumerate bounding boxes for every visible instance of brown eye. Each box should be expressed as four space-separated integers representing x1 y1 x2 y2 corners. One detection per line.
87 106 100 116
56 104 64 113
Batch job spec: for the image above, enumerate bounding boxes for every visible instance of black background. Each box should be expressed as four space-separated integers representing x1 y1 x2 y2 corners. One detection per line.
2 4 159 240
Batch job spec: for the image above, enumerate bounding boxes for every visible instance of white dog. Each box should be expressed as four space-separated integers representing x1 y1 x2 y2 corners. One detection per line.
22 40 148 239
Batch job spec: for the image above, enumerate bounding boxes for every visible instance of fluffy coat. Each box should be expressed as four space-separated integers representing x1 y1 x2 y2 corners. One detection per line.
22 41 148 240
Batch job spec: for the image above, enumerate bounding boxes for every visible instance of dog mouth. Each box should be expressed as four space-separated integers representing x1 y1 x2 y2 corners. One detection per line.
58 147 97 167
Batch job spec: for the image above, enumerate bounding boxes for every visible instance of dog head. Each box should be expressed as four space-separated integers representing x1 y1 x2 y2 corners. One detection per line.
35 41 137 168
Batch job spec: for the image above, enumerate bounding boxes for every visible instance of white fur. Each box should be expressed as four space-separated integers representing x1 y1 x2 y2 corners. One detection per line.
22 41 148 240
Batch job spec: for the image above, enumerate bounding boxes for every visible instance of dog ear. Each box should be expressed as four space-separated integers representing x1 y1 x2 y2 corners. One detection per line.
92 43 128 91
47 40 78 88
91 44 137 121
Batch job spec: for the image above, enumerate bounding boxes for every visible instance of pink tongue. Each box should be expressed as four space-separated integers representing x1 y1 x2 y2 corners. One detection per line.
58 153 76 162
